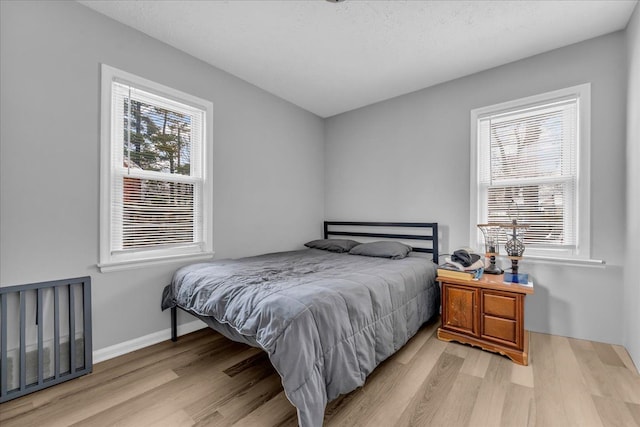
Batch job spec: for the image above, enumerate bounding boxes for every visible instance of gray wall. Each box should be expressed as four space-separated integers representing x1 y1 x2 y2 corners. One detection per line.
625 4 640 369
0 1 325 351
325 32 628 345
1 1 636 366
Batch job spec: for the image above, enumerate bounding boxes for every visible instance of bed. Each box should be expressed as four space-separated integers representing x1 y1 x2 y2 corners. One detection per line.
161 221 439 427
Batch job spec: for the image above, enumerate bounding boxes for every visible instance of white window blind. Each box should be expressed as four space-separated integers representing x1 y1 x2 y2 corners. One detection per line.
479 99 577 248
100 65 213 271
111 82 204 252
471 84 591 261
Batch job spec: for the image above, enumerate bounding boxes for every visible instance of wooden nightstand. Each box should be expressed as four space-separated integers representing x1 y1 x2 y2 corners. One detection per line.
436 273 534 365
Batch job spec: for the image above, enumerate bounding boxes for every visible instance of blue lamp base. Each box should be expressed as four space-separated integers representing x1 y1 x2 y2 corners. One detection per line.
504 272 529 284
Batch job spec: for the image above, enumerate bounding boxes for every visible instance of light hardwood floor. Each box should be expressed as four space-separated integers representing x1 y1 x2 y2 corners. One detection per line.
1 318 639 426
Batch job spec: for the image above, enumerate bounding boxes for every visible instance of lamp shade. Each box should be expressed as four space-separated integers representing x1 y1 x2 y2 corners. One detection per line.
501 220 529 258
477 223 503 275
477 223 501 255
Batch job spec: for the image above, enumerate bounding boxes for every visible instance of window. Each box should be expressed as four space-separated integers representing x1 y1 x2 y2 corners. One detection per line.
99 65 213 272
470 84 591 261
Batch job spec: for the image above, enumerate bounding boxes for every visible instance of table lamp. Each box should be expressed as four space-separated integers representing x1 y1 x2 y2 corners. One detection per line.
501 219 530 284
477 223 503 275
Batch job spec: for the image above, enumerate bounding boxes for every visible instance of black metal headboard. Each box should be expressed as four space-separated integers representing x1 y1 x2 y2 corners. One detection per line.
323 221 439 264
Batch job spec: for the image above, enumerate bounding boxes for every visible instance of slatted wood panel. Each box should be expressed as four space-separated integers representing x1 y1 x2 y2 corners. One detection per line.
0 277 92 404
1 319 638 426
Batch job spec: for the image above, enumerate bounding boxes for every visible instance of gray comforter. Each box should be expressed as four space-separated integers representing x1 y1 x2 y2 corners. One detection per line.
162 248 439 426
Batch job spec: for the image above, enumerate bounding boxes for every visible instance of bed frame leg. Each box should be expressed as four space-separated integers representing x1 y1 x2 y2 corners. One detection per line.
171 307 177 342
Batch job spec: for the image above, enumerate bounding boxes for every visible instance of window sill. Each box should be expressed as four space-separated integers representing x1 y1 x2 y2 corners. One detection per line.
98 251 214 273
519 255 605 268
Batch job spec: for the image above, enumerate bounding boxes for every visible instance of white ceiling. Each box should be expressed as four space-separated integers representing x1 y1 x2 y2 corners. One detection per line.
79 0 637 118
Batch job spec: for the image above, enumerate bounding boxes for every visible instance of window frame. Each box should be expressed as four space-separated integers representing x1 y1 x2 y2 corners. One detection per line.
99 64 214 272
470 84 592 262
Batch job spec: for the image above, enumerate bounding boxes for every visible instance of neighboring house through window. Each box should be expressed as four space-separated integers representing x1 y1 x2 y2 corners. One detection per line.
470 84 591 261
99 65 213 272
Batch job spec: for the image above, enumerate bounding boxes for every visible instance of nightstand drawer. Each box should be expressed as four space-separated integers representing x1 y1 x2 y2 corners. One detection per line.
483 292 516 319
482 315 517 345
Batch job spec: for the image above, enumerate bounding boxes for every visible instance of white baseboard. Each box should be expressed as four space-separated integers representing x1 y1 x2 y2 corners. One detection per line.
93 319 207 364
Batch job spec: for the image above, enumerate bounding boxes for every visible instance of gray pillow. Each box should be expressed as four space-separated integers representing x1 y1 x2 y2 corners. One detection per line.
349 241 412 259
304 239 360 253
